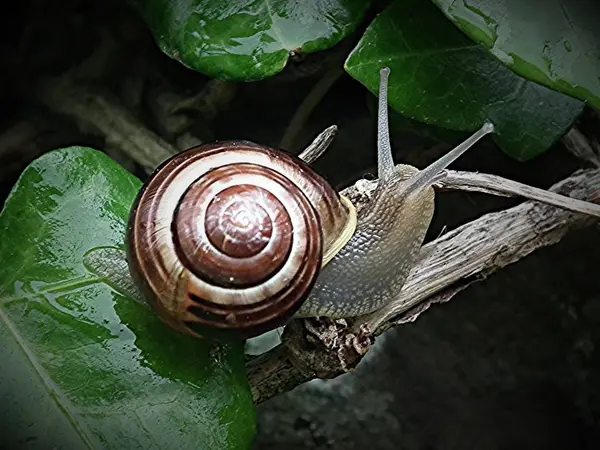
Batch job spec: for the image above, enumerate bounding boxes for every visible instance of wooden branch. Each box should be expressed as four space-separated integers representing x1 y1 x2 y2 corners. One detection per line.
247 167 600 404
357 168 600 332
563 128 600 168
443 170 600 216
298 125 338 164
34 79 178 172
26 28 180 173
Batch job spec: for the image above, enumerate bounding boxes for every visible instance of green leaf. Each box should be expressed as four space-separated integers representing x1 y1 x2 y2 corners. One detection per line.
130 0 371 81
344 0 585 161
389 110 468 146
0 147 256 449
432 0 600 109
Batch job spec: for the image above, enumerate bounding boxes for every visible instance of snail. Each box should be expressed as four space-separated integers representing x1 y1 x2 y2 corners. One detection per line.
84 67 494 341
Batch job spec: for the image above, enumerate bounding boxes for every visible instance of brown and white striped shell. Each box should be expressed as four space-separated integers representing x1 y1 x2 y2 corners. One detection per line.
126 140 356 340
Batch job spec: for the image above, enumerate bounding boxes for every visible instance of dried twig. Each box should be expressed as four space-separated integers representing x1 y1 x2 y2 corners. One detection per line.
356 169 600 332
441 170 600 217
248 167 600 404
34 79 178 172
298 125 338 164
563 127 600 168
25 25 179 173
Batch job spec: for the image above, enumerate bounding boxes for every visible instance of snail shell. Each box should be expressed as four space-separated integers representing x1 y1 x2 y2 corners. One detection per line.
126 140 356 340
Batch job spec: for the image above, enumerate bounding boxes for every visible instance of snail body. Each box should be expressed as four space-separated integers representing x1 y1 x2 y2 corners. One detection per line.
297 163 433 319
94 67 494 341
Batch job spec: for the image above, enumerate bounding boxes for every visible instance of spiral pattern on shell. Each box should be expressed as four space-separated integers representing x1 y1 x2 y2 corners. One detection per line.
126 141 351 340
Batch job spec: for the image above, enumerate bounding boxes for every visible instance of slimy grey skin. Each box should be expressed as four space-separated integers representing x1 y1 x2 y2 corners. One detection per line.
84 67 494 341
298 68 494 318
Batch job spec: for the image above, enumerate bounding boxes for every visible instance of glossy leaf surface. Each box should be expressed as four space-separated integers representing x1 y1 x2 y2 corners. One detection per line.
0 147 256 449
433 0 600 109
345 0 584 161
131 0 370 81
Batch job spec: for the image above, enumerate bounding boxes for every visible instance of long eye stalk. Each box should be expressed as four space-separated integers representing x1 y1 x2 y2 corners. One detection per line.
376 66 495 195
401 121 495 197
377 67 395 181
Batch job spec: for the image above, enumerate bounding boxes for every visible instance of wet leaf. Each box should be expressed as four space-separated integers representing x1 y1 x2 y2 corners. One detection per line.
432 0 600 109
131 0 370 81
0 147 256 449
344 0 584 161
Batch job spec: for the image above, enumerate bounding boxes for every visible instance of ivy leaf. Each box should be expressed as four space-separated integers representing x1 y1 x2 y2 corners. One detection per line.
0 147 256 449
432 0 600 109
130 0 371 81
344 0 584 161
